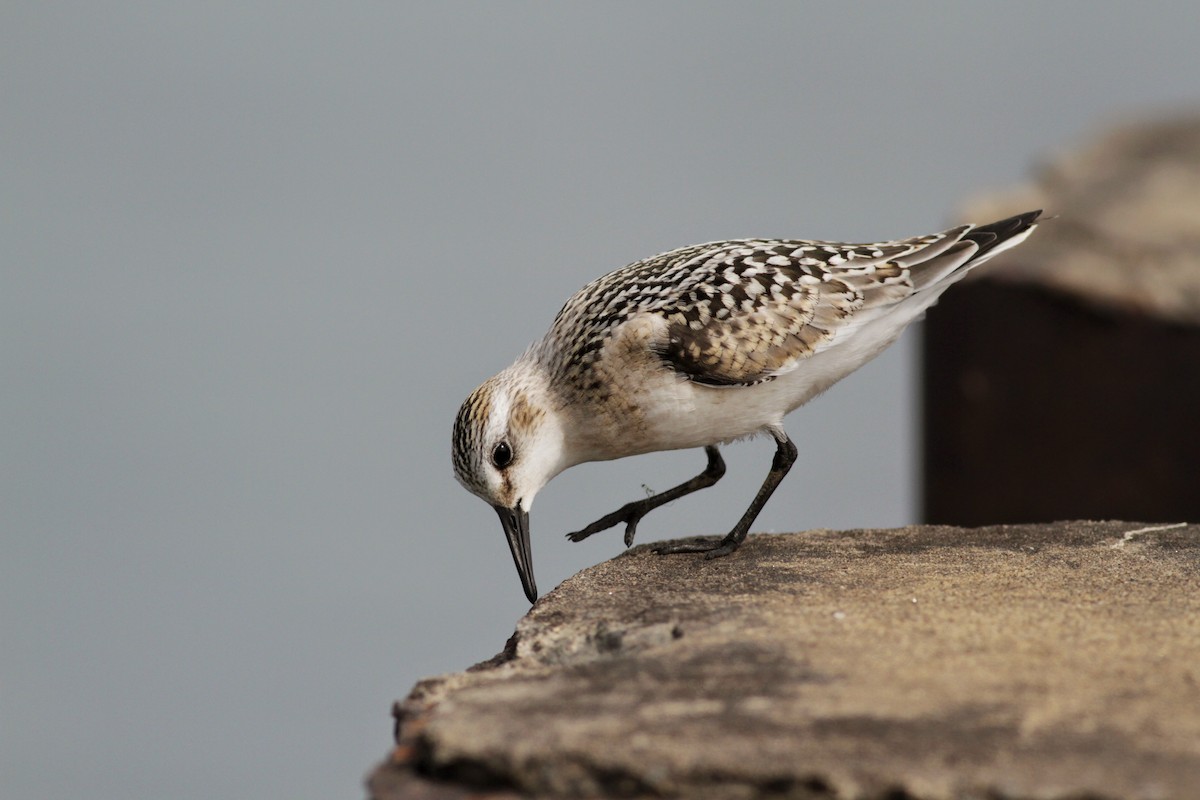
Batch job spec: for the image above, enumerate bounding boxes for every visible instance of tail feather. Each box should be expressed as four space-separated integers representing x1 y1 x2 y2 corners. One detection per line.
907 209 1042 295
963 210 1043 261
917 209 1043 291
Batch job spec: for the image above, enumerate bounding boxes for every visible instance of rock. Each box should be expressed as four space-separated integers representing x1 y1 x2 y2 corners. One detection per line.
961 115 1200 325
925 117 1200 526
369 522 1200 799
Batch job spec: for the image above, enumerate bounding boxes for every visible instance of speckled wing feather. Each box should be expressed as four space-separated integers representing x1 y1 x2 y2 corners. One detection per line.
650 232 961 386
543 213 1038 389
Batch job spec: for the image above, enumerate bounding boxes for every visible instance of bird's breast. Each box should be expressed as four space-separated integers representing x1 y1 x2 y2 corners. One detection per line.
561 367 792 462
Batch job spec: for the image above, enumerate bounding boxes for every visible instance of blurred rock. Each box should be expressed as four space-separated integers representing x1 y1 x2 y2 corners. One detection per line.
925 115 1200 526
963 115 1200 324
369 523 1200 799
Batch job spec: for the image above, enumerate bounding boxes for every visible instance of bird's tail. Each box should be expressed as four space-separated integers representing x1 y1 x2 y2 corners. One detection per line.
908 209 1042 293
962 209 1043 262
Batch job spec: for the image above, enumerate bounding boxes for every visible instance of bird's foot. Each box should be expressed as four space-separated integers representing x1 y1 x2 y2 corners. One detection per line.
652 535 741 559
565 499 653 547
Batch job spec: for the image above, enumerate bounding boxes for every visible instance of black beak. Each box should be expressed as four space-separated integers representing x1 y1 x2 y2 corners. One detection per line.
494 502 536 603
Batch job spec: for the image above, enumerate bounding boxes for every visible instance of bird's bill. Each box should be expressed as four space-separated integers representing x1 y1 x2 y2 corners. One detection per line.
494 503 536 603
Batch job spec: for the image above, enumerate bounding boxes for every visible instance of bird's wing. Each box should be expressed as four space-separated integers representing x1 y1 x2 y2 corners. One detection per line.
646 213 1039 387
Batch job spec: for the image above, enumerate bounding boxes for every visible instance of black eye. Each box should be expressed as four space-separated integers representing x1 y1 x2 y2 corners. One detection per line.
491 441 513 469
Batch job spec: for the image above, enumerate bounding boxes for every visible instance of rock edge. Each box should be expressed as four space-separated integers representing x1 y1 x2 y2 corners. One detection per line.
370 521 1200 799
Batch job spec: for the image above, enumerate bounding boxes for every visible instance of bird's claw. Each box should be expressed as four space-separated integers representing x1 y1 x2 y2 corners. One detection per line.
565 502 648 547
652 536 739 558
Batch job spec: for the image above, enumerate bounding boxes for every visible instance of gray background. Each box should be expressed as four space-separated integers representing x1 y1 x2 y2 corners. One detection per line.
4 3 1198 798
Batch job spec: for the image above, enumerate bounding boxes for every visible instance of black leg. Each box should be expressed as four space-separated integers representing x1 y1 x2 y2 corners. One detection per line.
654 432 797 558
566 446 726 548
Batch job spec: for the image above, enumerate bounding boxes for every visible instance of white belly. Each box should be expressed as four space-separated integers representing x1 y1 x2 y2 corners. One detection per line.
631 291 939 454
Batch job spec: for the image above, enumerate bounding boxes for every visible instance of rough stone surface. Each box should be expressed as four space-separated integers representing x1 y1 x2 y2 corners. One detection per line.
370 522 1200 799
962 115 1200 325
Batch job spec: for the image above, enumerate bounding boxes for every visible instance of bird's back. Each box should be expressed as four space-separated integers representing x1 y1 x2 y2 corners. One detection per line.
537 211 1040 398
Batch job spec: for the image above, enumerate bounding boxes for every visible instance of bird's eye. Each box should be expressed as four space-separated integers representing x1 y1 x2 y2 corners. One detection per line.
491 441 513 469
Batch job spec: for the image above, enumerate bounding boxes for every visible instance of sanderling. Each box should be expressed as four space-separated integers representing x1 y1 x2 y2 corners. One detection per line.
453 211 1041 602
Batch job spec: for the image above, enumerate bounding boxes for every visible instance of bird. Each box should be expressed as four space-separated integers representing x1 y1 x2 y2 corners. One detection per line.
452 210 1042 603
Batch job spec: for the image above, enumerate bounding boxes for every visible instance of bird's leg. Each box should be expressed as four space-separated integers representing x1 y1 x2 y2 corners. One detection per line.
566 446 726 548
654 432 797 559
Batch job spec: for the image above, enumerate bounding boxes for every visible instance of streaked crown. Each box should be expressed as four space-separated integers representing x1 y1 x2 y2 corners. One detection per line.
451 379 496 497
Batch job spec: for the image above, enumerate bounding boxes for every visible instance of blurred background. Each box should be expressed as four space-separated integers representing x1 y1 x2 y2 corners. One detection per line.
4 3 1200 798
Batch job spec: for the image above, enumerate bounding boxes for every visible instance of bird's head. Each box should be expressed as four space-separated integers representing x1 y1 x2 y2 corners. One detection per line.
451 363 566 603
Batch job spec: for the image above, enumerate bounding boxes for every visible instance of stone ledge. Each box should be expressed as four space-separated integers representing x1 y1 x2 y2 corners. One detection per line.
369 521 1200 799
